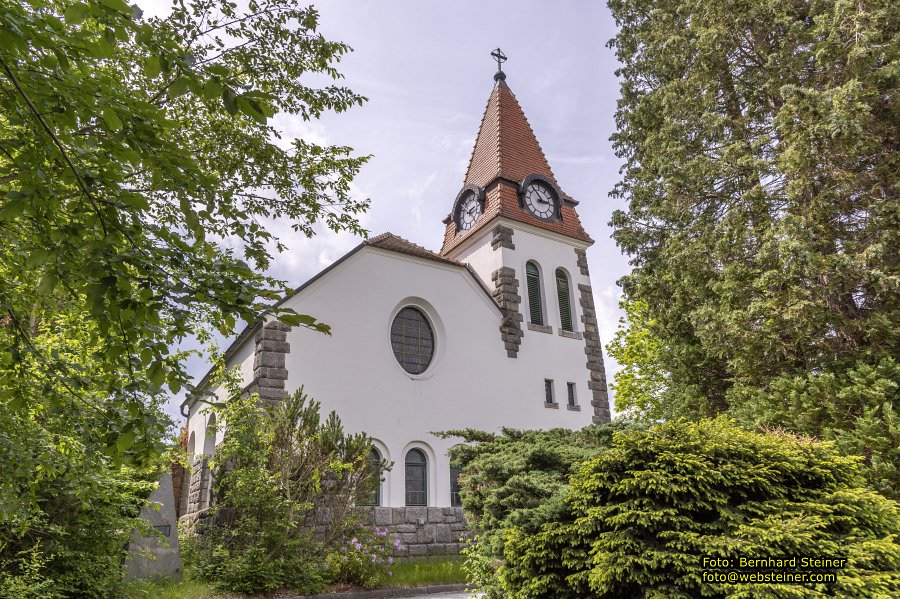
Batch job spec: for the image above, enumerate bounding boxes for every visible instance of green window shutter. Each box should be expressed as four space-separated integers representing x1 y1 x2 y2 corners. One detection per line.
526 262 543 325
556 269 573 331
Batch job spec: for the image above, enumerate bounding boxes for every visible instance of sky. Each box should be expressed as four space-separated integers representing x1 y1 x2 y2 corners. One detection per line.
139 0 631 423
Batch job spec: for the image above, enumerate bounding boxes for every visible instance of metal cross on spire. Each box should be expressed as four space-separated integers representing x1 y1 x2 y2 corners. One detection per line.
491 47 507 72
491 48 508 84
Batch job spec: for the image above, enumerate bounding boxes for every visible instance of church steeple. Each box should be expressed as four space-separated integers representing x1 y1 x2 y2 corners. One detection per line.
441 61 592 256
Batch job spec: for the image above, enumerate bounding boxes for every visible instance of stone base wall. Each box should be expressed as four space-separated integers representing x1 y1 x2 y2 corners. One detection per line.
179 505 470 558
357 507 470 557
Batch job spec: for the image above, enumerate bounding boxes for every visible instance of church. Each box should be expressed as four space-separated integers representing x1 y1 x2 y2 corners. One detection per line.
179 61 611 548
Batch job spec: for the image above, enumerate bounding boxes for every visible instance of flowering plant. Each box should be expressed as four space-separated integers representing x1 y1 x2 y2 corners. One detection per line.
327 526 398 589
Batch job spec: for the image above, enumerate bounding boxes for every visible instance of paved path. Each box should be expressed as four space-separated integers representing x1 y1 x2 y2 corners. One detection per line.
407 593 479 599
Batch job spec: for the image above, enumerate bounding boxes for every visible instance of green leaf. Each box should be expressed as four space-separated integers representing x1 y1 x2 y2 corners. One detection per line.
167 372 182 395
167 77 189 99
238 96 268 125
63 3 90 24
38 272 58 295
149 361 166 388
98 0 131 15
222 86 238 115
202 78 223 101
116 431 136 452
102 107 123 132
144 55 161 78
0 29 25 52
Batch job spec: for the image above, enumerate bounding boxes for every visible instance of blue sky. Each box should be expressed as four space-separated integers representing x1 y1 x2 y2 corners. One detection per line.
140 1 631 422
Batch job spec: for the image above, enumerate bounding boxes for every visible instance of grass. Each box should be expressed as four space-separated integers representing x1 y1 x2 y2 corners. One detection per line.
122 555 468 597
383 555 467 588
121 577 219 599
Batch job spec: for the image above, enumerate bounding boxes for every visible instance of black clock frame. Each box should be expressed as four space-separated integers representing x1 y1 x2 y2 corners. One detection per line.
452 184 486 233
518 174 563 222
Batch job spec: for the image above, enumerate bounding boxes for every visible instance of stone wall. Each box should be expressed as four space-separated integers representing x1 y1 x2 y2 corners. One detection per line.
577 283 611 423
357 506 469 557
186 455 211 515
491 266 524 358
244 320 291 405
574 247 590 276
172 461 187 519
490 224 515 250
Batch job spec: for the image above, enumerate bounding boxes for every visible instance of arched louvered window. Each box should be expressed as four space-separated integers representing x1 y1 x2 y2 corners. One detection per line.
525 261 544 325
367 448 382 506
405 449 427 506
556 268 573 332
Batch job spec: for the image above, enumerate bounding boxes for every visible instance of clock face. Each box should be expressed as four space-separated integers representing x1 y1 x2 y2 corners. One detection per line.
523 182 558 220
456 190 482 231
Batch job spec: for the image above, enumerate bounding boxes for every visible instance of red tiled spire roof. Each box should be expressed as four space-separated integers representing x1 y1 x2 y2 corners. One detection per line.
440 79 592 256
463 80 557 188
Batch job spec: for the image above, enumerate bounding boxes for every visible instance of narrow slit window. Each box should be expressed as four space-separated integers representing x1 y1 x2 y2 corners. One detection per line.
545 379 555 404
526 261 544 325
567 382 577 407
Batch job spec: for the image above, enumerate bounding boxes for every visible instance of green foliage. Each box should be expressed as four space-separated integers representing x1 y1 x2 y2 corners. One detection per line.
1 0 367 595
499 418 900 598
605 298 666 420
606 0 900 495
0 544 58 599
182 387 382 594
444 424 628 599
327 527 397 589
0 311 160 598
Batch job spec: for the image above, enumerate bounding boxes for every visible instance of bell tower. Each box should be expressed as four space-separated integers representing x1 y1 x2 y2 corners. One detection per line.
440 52 610 424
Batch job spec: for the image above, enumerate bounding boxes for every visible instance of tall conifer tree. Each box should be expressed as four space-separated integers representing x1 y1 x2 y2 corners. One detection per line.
607 0 899 496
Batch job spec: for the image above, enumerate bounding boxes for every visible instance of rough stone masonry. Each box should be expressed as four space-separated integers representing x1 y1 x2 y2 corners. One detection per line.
359 506 469 557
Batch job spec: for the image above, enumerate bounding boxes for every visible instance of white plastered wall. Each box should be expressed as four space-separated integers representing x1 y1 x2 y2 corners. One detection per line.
187 227 600 507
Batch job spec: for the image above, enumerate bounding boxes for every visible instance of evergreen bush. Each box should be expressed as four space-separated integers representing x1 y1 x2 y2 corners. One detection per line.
499 418 899 598
444 424 628 598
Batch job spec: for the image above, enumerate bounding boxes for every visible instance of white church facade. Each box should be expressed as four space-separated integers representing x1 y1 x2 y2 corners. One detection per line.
180 67 610 523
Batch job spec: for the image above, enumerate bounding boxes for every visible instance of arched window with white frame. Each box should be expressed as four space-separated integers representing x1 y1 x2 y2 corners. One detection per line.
366 447 382 506
405 449 427 506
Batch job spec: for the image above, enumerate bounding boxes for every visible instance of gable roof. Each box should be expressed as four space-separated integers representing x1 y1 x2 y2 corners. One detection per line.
365 232 462 267
181 232 497 414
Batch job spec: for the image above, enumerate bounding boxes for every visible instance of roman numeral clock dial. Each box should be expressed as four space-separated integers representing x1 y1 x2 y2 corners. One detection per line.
453 186 484 232
522 179 559 221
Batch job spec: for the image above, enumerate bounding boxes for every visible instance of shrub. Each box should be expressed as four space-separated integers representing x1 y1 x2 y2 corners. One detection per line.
444 423 628 598
499 418 900 598
181 386 383 594
327 526 397 589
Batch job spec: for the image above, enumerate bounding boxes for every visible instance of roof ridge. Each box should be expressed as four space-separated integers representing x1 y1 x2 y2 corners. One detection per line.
462 88 497 188
367 232 463 266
